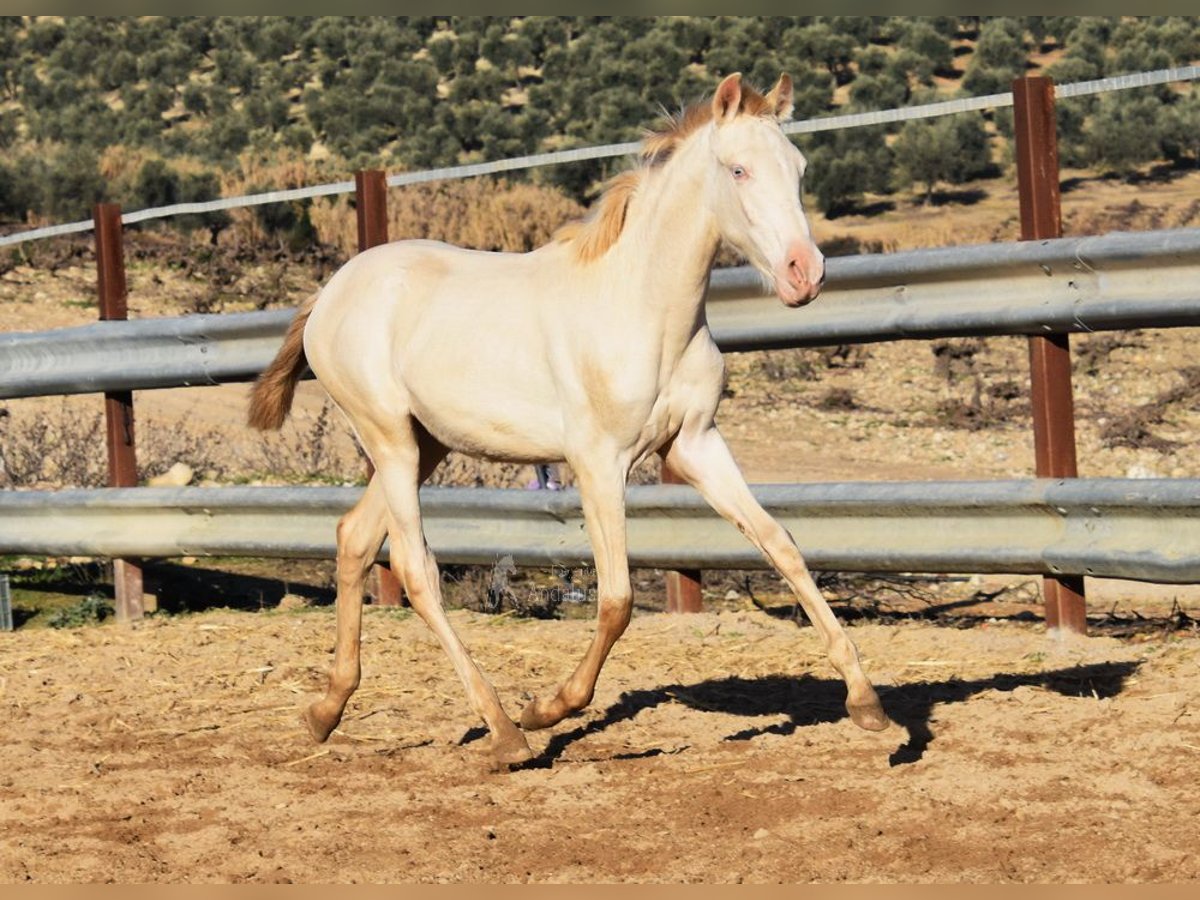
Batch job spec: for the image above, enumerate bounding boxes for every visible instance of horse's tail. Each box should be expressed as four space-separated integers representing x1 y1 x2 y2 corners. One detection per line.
248 293 318 431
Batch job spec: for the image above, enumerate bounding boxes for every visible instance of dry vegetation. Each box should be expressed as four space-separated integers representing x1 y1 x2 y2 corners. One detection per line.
310 179 585 260
4 159 1200 626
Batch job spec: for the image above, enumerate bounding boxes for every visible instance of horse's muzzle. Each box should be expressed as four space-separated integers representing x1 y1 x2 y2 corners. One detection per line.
778 240 825 307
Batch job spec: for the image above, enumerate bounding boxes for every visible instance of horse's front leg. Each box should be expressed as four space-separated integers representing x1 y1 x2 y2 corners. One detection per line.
662 425 890 732
521 456 632 730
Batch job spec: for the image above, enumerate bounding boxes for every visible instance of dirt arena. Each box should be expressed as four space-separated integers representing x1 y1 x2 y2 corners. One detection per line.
1 604 1197 883
5 155 1200 884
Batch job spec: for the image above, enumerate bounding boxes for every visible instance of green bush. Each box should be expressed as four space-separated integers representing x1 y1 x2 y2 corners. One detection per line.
894 113 995 202
0 16 1193 227
0 157 39 222
46 594 113 629
125 161 230 241
40 147 107 221
1085 92 1168 175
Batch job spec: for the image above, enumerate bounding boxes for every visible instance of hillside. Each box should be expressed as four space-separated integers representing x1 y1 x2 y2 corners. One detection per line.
2 15 1199 238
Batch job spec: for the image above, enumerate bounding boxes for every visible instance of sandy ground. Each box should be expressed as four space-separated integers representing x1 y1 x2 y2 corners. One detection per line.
5 166 1200 883
1 605 1198 883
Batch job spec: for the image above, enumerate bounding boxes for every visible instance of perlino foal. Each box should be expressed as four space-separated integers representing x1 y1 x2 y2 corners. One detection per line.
249 73 890 767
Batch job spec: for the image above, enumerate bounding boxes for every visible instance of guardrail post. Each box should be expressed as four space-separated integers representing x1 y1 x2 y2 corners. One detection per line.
1012 76 1087 636
355 170 404 607
662 461 703 613
94 202 144 624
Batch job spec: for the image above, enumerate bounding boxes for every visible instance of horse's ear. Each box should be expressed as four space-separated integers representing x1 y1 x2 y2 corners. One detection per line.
767 73 794 121
712 72 743 124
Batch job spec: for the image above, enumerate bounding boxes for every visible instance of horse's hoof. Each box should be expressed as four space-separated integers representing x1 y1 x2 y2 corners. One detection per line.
519 696 558 731
491 733 534 769
303 703 339 743
847 700 891 732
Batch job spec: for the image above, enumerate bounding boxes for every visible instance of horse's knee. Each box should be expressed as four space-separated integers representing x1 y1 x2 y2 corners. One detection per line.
598 592 633 636
758 521 811 575
390 547 439 606
758 518 794 555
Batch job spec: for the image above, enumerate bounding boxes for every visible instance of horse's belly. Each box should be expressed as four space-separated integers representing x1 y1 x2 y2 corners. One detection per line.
407 379 564 463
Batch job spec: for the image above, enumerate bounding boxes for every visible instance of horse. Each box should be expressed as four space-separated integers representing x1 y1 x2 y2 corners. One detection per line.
248 73 890 767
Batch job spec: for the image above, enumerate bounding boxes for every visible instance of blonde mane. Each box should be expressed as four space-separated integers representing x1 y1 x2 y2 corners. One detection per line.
555 82 774 263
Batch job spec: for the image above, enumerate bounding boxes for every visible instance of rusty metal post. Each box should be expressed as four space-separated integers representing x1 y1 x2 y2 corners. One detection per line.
355 169 390 251
661 462 703 613
354 171 404 607
1012 76 1087 635
94 203 144 623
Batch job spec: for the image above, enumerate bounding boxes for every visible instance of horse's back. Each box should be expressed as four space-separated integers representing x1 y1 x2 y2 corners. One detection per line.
304 238 572 460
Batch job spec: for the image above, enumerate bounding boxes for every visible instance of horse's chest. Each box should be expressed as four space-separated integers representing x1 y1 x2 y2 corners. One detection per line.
574 354 658 433
622 339 726 456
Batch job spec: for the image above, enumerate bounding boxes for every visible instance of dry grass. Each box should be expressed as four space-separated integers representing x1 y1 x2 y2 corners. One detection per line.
7 157 1200 496
308 177 584 258
0 396 366 489
811 164 1200 253
1099 366 1200 452
0 399 106 488
106 154 583 262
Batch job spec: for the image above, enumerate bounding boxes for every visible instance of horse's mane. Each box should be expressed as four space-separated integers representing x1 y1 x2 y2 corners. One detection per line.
555 82 774 264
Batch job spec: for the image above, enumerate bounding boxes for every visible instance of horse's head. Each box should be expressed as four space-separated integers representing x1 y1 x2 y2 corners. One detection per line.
707 73 825 307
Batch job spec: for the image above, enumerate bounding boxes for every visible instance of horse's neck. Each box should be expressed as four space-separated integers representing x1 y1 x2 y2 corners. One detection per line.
601 141 720 358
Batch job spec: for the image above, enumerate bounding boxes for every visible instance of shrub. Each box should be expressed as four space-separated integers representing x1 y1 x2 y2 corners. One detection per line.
46 594 114 629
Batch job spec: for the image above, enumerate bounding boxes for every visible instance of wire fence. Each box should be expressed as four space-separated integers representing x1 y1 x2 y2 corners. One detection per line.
1 64 1198 251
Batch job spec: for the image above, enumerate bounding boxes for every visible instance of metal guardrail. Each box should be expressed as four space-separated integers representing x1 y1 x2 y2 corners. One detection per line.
0 308 291 397
709 227 1200 351
4 227 1200 399
1 479 1198 582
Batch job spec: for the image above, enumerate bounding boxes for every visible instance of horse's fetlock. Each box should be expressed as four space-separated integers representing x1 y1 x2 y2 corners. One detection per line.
561 685 594 712
330 663 361 694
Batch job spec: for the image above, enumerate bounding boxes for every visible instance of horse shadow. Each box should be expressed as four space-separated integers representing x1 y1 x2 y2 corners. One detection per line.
141 560 334 613
480 659 1141 769
759 592 1044 628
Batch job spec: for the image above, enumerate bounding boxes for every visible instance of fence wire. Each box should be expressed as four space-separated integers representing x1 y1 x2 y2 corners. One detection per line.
2 64 1198 251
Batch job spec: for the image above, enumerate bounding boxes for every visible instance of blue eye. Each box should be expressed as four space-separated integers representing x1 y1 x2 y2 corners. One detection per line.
730 165 747 180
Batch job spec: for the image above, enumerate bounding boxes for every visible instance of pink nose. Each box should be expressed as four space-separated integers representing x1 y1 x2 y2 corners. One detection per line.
779 240 825 307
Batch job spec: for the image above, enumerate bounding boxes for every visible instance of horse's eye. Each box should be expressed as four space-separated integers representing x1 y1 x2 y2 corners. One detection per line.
730 165 748 181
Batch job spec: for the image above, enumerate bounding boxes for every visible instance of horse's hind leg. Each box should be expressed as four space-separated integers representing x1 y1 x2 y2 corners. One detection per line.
368 421 533 767
305 476 388 742
305 429 449 743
